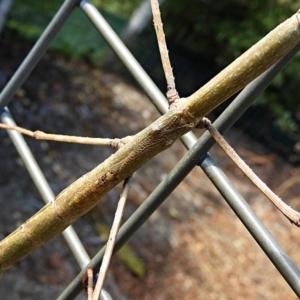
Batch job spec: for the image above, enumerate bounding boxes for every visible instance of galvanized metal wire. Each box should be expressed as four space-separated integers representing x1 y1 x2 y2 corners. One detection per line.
1 108 91 269
57 41 300 300
0 1 300 299
80 0 196 149
0 0 80 110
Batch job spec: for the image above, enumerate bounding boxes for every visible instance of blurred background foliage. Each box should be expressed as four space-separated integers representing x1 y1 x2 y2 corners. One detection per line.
6 0 128 60
3 0 300 161
91 0 141 17
161 0 300 134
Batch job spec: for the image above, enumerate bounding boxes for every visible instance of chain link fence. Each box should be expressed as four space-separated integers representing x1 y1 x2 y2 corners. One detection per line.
1 0 300 299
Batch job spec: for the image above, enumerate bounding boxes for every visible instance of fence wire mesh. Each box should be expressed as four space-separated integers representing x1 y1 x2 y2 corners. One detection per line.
0 0 300 299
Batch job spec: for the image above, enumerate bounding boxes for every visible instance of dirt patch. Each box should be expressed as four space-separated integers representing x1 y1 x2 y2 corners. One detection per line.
0 33 300 299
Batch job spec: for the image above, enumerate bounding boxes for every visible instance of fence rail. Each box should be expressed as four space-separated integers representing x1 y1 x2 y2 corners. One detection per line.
0 1 300 299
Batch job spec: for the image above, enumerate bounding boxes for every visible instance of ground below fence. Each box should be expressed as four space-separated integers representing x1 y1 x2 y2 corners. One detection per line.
0 35 300 300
